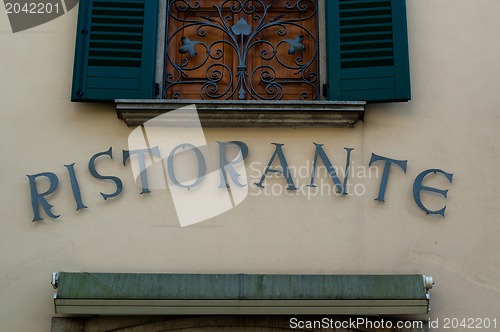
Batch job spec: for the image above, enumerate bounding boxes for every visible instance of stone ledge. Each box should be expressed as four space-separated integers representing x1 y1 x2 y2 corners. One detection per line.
116 100 365 128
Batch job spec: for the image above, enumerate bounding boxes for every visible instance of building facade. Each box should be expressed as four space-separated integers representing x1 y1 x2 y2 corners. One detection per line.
1 0 500 331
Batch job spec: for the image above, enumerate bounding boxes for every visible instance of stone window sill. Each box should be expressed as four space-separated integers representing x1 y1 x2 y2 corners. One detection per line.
116 100 365 128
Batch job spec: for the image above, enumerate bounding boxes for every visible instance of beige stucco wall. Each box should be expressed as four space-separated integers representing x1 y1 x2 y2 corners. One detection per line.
1 0 500 331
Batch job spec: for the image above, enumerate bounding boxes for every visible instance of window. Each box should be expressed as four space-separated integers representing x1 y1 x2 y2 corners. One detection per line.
164 0 319 101
71 0 410 103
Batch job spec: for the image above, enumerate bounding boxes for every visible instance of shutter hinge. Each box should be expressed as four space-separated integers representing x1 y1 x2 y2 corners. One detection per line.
322 83 329 98
81 29 88 35
154 82 160 97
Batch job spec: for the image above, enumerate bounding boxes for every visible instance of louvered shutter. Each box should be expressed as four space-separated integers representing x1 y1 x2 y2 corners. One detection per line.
326 0 410 102
71 0 158 102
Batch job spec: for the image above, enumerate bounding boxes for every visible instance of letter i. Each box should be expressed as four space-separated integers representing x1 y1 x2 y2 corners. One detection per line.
65 163 88 211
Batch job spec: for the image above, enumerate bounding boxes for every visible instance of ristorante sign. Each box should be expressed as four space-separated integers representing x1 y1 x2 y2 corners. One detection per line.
26 105 454 226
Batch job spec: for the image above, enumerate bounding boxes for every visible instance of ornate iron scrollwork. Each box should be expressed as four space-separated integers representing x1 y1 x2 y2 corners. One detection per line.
164 0 319 100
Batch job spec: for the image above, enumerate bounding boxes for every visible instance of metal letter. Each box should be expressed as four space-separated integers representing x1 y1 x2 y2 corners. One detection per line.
123 147 161 194
309 144 353 194
167 144 206 189
88 147 123 200
255 143 298 191
413 169 454 217
64 163 88 211
218 141 249 188
27 172 60 222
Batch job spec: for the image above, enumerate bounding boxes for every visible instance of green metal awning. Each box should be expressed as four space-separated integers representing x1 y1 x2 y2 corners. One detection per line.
52 273 433 315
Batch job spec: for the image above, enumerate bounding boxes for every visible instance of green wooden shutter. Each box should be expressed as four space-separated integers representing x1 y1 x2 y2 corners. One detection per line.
71 0 158 102
326 0 410 102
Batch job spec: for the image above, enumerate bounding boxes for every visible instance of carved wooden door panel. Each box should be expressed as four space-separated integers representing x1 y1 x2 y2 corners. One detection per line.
164 0 319 100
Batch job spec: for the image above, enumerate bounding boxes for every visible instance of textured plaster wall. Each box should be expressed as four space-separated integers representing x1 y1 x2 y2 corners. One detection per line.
0 0 500 331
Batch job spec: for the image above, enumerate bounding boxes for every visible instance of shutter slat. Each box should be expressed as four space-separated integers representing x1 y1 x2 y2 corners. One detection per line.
342 77 395 91
339 0 391 5
341 59 394 69
87 77 140 90
90 48 142 54
92 0 145 3
90 31 143 37
340 7 391 13
90 40 142 45
88 66 141 78
339 9 391 17
342 48 394 54
326 0 410 102
92 17 143 24
71 0 158 102
93 15 144 19
341 23 392 29
342 89 395 101
340 31 393 38
89 55 141 61
92 7 144 12
341 14 391 21
342 56 394 62
341 40 393 46
86 88 142 99
341 66 395 79
91 23 143 28
93 11 144 17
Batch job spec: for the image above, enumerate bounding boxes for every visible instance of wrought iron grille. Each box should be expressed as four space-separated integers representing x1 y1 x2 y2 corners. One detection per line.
164 0 319 100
